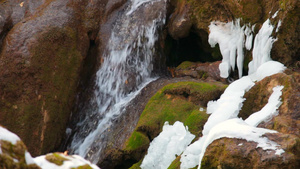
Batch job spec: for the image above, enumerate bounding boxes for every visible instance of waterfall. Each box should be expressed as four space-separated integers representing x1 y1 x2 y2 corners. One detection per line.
68 0 166 163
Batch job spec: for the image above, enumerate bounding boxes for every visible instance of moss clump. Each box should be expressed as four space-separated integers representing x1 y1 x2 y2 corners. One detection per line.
168 156 181 169
45 153 69 166
0 140 41 169
129 160 142 169
125 131 150 151
176 61 196 70
72 164 93 169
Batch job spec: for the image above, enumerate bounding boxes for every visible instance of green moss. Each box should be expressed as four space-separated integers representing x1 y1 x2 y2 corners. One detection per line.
176 61 196 70
184 109 208 135
72 164 93 169
45 153 69 166
168 156 181 169
124 81 226 166
125 131 150 151
129 160 142 169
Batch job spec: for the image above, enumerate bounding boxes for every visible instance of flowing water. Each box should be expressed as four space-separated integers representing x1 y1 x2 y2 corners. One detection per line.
68 0 166 163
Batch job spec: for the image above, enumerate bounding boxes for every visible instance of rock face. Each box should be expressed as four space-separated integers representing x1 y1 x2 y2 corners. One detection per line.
174 61 226 82
201 72 300 168
168 0 300 67
0 0 104 156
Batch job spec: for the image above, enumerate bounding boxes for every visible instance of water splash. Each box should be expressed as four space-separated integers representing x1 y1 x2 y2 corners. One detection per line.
68 0 166 163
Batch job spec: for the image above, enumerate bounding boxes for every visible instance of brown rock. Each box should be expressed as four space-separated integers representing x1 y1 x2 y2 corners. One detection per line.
0 0 91 156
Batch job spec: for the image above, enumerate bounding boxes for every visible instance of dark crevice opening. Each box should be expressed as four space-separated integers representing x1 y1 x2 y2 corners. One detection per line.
165 31 222 68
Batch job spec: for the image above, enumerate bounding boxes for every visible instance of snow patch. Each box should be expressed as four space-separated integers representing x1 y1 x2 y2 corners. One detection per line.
245 86 283 127
25 151 35 165
0 126 20 145
34 153 100 169
249 61 286 82
272 10 279 18
141 121 195 169
197 118 284 168
276 20 282 33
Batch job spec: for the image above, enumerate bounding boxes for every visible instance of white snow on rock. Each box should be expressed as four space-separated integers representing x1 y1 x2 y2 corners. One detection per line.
181 84 285 169
203 76 254 134
245 85 284 127
197 118 284 168
0 126 99 168
249 61 286 82
34 153 100 169
0 126 21 145
140 121 195 169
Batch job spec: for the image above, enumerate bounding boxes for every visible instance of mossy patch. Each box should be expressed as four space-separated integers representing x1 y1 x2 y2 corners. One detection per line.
71 164 93 169
168 156 181 169
125 81 226 168
125 131 150 151
129 160 142 169
45 153 69 166
176 61 196 70
0 140 41 169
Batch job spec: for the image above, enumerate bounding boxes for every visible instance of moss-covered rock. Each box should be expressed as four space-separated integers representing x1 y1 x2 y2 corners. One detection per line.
120 81 226 168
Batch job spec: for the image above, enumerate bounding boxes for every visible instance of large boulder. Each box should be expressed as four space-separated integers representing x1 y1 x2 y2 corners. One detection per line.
0 0 96 156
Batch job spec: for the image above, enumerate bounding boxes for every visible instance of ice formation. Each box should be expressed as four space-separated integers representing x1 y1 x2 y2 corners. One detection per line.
248 19 277 74
179 18 285 168
208 19 247 78
209 18 279 78
141 121 195 169
180 61 285 168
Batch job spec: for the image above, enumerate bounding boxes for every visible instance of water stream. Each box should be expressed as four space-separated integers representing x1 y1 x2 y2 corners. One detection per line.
68 0 166 164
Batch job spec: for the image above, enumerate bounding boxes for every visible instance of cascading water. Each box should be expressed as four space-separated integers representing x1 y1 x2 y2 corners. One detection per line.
68 0 166 163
